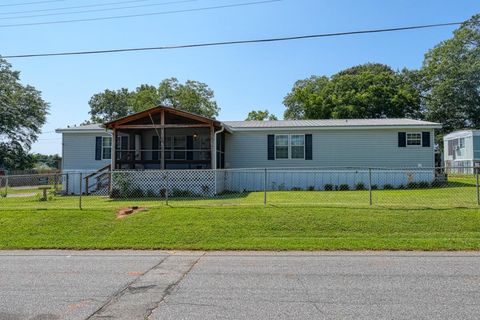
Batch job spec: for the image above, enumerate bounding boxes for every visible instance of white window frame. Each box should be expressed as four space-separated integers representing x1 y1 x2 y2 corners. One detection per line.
274 134 289 160
102 136 112 160
290 134 305 160
406 132 422 147
274 134 306 160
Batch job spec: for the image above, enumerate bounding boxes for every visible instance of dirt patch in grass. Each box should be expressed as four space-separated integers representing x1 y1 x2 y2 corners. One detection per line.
116 206 147 219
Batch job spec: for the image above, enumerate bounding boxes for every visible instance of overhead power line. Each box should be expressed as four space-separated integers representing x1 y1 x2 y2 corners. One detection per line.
0 0 281 28
0 0 197 18
0 0 198 20
0 0 65 8
3 21 463 59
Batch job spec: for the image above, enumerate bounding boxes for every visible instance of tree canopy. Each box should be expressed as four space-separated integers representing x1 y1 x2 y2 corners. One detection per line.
0 58 49 170
88 78 219 123
283 63 421 120
420 14 480 134
245 109 278 121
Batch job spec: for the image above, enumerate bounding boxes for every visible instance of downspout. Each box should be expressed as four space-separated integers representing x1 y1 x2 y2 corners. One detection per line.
213 126 225 169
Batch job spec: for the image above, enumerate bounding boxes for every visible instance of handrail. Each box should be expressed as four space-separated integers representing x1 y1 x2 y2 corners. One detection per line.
84 164 111 180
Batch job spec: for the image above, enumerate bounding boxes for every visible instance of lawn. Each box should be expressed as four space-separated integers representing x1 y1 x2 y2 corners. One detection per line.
0 206 479 250
0 175 479 250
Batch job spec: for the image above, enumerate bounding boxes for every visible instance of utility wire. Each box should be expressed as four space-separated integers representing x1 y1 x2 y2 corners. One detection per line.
0 0 198 20
0 0 65 8
3 21 463 59
0 0 193 15
0 0 281 28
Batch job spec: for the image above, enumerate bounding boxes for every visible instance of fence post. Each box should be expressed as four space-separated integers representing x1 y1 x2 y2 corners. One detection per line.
79 172 83 210
476 167 479 206
165 171 169 206
4 174 8 197
368 168 372 206
263 168 267 206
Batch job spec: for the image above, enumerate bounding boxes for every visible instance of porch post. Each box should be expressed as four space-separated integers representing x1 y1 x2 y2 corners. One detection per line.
160 110 165 170
210 124 215 169
111 128 116 170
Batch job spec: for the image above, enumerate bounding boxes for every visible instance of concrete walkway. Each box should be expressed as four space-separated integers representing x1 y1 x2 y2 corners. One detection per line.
0 251 479 320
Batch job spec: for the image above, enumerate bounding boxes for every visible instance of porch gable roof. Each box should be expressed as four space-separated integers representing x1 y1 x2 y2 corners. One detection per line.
103 106 222 129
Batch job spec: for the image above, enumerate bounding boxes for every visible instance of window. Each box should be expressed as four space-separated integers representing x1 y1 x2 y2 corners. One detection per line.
165 136 186 160
275 135 289 159
406 133 421 146
290 135 305 159
102 137 112 159
459 138 465 149
275 134 305 159
116 136 129 150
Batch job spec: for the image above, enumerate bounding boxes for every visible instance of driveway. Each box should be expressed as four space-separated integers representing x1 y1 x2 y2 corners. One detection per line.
0 251 479 319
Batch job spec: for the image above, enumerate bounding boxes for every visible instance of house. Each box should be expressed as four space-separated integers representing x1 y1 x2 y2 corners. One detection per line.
443 130 480 173
55 106 441 194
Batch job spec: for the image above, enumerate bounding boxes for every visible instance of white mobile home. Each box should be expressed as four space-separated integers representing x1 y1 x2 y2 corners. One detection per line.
56 106 441 194
444 130 480 173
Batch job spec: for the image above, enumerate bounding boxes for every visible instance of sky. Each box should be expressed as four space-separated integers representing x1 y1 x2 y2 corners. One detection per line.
1 0 479 155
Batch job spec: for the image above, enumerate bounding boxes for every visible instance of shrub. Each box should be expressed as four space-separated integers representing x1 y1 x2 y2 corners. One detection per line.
324 184 333 191
339 184 350 191
418 181 431 189
171 188 198 198
407 182 419 189
110 188 121 198
355 183 366 190
371 184 378 190
131 188 145 198
383 184 394 190
291 187 303 191
145 190 157 198
307 185 315 191
397 184 406 190
278 183 286 191
201 185 210 194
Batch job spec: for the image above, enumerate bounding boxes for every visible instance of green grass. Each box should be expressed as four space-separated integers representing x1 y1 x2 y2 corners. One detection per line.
0 175 479 250
0 206 479 250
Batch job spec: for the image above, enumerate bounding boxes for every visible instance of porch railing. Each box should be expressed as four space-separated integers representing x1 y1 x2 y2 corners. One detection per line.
115 149 212 161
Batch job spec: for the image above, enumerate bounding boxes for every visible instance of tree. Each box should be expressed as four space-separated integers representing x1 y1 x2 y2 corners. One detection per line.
283 64 421 120
245 109 278 121
0 58 49 170
87 78 220 123
88 88 133 123
157 78 219 118
420 14 480 134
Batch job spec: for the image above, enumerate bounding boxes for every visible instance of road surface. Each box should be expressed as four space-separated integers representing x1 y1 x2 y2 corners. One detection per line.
0 251 479 319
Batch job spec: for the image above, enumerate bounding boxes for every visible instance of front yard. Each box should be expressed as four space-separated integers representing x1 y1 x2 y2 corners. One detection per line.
0 206 479 250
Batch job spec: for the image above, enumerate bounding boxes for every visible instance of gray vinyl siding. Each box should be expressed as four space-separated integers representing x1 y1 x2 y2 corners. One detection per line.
62 132 112 171
225 129 435 169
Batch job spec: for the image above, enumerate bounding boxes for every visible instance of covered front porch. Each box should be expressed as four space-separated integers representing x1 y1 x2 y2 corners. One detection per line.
104 106 226 170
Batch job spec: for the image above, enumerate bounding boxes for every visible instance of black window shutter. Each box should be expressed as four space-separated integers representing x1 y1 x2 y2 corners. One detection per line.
152 135 159 160
305 134 313 160
95 136 102 160
398 132 406 148
422 132 431 147
267 135 275 160
186 136 194 160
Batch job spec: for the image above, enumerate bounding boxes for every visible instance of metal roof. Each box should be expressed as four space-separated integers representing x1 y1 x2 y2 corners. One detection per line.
56 118 441 133
222 118 441 129
55 123 107 133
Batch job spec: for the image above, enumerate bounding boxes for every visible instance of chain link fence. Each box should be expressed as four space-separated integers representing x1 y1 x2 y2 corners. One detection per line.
1 167 479 210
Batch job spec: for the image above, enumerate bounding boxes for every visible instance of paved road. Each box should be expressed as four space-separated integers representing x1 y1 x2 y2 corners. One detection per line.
0 251 479 320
